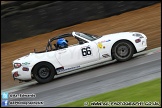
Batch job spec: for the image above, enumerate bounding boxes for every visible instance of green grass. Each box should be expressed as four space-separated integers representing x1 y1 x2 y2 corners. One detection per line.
58 78 161 107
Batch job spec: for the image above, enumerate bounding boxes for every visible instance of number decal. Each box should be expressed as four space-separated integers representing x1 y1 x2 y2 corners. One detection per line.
81 47 92 56
81 48 87 56
86 47 91 55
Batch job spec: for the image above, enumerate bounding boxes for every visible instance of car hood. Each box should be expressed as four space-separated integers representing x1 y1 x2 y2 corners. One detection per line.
13 53 35 63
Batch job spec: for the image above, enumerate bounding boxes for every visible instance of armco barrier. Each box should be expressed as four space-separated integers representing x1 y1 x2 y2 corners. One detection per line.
1 1 160 43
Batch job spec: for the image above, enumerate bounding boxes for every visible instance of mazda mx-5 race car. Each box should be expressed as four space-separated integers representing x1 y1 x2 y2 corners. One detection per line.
12 31 147 83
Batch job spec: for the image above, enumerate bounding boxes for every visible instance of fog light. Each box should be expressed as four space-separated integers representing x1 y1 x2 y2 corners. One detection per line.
13 72 19 77
22 67 29 71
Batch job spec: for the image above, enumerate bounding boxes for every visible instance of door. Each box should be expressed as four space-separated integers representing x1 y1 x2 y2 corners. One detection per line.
55 42 99 71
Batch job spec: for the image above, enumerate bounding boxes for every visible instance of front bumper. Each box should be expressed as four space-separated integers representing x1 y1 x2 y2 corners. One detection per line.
12 67 32 81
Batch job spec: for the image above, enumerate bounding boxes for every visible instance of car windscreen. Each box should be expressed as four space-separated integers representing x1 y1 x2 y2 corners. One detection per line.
75 32 99 41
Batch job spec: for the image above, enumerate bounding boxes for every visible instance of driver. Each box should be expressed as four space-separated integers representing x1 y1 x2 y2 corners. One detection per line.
56 38 68 49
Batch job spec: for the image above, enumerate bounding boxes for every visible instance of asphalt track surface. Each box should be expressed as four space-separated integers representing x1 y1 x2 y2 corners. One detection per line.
4 49 161 107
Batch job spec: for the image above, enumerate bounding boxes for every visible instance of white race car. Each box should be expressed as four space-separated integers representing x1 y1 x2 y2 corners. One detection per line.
12 31 147 83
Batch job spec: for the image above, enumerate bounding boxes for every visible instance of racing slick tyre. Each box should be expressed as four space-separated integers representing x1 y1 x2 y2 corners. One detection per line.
112 40 134 62
33 62 55 83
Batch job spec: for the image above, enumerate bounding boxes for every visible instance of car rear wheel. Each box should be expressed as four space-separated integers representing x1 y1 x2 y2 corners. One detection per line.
112 40 134 62
33 62 55 83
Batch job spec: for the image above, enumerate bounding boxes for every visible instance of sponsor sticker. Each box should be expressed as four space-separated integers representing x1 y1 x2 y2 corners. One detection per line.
22 62 30 66
98 40 110 49
100 39 111 43
102 54 109 58
57 66 80 73
98 42 103 49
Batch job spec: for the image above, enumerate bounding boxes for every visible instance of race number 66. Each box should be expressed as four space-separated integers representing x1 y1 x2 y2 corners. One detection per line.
81 47 92 56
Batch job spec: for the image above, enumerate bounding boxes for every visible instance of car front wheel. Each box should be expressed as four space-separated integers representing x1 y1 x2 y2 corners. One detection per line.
33 62 55 83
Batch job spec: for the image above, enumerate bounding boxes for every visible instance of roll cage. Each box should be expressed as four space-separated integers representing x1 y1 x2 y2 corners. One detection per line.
34 32 98 53
46 33 72 52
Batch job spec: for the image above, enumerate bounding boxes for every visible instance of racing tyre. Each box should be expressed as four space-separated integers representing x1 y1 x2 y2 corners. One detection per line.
112 40 134 62
33 62 55 83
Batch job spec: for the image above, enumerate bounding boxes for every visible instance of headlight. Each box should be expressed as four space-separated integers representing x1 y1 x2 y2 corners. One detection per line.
132 33 144 38
14 63 21 68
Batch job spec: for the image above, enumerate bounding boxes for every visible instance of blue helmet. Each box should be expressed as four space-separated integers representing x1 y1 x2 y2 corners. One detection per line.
57 38 68 49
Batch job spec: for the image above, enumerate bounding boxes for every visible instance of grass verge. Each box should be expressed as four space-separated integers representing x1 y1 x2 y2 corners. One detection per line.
58 78 161 107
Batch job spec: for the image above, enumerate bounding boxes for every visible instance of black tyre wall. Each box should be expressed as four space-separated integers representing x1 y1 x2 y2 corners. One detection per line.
1 1 160 43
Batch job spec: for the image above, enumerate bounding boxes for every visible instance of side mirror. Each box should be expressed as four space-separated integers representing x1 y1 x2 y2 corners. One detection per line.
79 41 84 44
65 40 68 43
